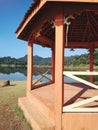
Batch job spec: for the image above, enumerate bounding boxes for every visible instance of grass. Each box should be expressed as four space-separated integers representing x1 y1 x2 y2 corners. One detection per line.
65 65 98 71
0 80 32 130
14 105 32 130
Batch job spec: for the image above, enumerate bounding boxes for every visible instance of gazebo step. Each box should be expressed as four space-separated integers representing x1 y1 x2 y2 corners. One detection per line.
18 97 55 130
27 91 55 124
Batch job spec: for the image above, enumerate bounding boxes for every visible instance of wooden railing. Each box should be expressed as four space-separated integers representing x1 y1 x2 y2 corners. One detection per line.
63 71 98 112
33 67 52 86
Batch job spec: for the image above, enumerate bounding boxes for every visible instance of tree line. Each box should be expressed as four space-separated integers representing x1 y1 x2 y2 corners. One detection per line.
0 49 98 67
65 49 98 67
0 56 26 67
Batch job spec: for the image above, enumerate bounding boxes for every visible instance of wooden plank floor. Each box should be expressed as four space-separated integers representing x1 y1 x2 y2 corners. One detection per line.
32 83 98 111
32 84 55 111
64 83 98 108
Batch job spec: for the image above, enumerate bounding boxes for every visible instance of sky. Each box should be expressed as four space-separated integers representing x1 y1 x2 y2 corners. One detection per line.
0 0 88 58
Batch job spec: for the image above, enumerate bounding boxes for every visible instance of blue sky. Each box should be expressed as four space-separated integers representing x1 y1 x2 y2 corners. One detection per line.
0 0 32 58
0 0 88 58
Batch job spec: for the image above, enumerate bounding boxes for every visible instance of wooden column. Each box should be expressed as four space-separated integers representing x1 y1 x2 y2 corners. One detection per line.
52 45 55 83
27 40 33 92
55 5 64 130
89 43 94 83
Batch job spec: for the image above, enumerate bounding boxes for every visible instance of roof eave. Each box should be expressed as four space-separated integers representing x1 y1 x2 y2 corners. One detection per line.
16 0 98 40
16 0 47 39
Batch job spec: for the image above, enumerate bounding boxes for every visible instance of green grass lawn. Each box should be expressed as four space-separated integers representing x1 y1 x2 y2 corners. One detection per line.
0 80 32 130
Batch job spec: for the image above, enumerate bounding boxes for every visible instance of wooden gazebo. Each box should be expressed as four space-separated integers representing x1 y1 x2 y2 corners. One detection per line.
16 0 98 130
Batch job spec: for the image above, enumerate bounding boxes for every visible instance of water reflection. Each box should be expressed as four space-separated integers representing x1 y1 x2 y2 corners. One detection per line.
0 67 92 82
0 67 27 80
0 67 52 81
0 66 27 75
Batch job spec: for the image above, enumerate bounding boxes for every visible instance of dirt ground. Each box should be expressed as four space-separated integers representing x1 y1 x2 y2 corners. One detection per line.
0 80 32 130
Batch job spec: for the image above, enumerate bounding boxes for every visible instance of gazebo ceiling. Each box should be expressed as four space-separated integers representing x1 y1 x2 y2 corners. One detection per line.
16 1 98 48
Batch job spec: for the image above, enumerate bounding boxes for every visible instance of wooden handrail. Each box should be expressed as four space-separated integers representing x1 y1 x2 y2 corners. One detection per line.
63 71 98 89
63 95 98 112
63 71 98 75
33 71 50 85
33 68 52 86
63 71 98 112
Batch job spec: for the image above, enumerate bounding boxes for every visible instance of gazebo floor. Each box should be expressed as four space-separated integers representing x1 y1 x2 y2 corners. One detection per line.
18 83 98 130
32 83 98 110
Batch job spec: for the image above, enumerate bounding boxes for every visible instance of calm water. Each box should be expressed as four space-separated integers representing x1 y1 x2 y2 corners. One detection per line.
0 72 27 80
0 72 77 82
0 67 27 80
0 67 77 82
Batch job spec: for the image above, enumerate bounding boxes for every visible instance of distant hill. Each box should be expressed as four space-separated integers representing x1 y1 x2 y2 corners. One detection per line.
18 55 52 65
0 55 71 66
18 55 78 65
0 56 24 65
18 55 27 63
0 49 98 66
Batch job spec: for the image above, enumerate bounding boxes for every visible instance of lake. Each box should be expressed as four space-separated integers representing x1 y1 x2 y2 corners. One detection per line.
0 67 77 82
0 67 27 80
0 72 27 80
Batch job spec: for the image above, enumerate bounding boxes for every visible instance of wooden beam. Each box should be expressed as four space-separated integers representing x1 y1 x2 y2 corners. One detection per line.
55 5 64 130
64 41 98 48
34 40 98 48
37 35 54 47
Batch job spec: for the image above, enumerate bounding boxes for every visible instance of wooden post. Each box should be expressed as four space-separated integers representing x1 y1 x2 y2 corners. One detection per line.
27 39 33 92
89 43 94 83
55 5 64 130
52 45 55 83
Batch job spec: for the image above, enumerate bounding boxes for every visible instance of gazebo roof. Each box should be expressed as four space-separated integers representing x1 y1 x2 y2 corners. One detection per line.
16 0 98 48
